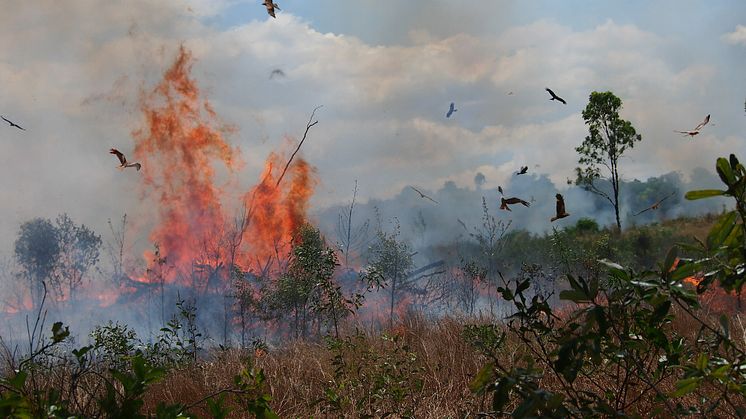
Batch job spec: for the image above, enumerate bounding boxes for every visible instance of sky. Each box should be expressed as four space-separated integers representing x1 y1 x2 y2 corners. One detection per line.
0 0 744 258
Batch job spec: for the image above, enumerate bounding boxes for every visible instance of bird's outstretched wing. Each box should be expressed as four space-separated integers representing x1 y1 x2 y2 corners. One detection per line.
109 148 127 165
498 186 504 195
633 191 676 216
694 114 710 131
505 197 530 207
410 186 438 204
131 163 142 171
1 116 25 130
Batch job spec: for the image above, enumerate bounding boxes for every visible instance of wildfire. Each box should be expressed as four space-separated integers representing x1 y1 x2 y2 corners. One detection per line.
132 46 316 284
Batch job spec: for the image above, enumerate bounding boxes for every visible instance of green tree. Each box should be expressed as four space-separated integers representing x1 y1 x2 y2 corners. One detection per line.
575 91 642 232
366 222 414 328
14 218 60 310
269 224 348 338
53 213 102 302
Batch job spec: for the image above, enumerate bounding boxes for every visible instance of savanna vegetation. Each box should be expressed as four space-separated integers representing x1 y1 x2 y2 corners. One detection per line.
1 84 745 418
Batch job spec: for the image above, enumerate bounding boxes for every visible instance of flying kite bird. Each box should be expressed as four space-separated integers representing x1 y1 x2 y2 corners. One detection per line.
675 114 711 138
551 194 570 222
109 148 141 171
1 116 25 131
633 191 676 216
498 186 504 195
446 102 457 118
516 166 528 175
410 186 438 204
500 197 530 211
262 1 280 18
545 88 566 105
269 69 285 79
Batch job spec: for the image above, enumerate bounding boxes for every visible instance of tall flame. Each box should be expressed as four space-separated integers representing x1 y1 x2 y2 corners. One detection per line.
242 152 316 272
132 46 316 283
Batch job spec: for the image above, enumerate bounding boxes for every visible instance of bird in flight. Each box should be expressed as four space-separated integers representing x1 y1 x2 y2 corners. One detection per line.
410 186 438 204
1 116 25 131
500 197 530 211
262 1 280 18
498 186 504 195
545 88 566 105
446 102 457 118
516 166 528 175
633 191 676 216
675 114 711 138
109 148 141 171
269 69 285 79
551 194 570 222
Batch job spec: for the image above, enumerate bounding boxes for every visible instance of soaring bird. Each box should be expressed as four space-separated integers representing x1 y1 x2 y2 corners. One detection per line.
410 186 438 204
551 194 570 222
109 148 141 171
269 68 285 79
545 88 566 105
675 114 711 138
262 1 280 18
633 191 676 216
500 197 530 211
1 116 25 131
446 102 457 118
516 166 528 175
498 186 504 195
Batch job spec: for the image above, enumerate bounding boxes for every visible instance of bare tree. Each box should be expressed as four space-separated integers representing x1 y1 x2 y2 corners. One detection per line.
336 180 370 269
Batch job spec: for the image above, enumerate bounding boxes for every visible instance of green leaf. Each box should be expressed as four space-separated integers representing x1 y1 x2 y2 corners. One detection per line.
664 246 678 273
716 157 735 186
696 353 709 371
672 377 702 397
560 290 591 303
469 363 495 394
707 211 738 249
685 189 726 200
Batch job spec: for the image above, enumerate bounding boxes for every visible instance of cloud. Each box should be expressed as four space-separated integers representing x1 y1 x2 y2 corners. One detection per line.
722 25 746 45
0 4 741 260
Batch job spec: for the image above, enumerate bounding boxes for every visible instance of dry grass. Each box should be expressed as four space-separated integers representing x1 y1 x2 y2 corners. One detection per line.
139 300 745 418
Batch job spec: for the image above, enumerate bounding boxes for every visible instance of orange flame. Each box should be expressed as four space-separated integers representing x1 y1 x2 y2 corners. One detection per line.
132 46 316 284
241 152 316 273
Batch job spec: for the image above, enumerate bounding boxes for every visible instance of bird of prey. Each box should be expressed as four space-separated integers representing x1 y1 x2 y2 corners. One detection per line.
498 186 504 195
269 69 285 79
675 114 711 138
1 116 25 131
446 102 457 118
551 194 570 222
109 148 141 171
633 191 676 216
410 186 438 204
516 166 528 175
545 88 566 105
262 1 280 18
500 197 530 211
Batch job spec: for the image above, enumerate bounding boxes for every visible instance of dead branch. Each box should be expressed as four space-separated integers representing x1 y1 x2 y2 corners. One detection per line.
275 105 323 188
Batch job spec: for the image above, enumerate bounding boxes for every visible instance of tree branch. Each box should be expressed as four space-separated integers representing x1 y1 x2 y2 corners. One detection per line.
275 105 323 188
